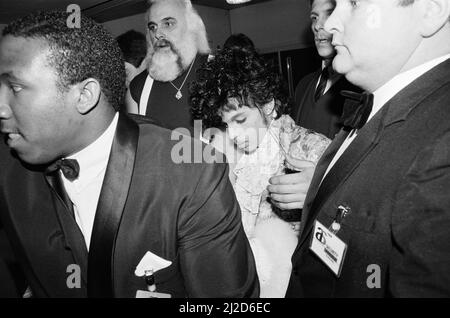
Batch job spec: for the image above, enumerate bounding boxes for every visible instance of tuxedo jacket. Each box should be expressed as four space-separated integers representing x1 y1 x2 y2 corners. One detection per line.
129 55 207 134
0 113 259 298
291 69 360 139
287 59 450 297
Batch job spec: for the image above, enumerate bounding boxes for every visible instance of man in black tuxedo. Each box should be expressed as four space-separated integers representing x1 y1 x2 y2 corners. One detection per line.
126 0 210 136
287 0 450 297
0 11 258 298
291 0 359 139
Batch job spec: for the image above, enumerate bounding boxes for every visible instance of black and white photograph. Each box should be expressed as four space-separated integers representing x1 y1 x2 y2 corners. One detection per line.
0 0 450 302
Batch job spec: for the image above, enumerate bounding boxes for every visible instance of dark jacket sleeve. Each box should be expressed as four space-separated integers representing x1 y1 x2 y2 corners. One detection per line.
0 145 27 297
390 131 450 297
0 223 26 297
176 156 260 298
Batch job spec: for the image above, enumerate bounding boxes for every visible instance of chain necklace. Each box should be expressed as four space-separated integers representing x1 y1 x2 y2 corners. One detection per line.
169 56 196 100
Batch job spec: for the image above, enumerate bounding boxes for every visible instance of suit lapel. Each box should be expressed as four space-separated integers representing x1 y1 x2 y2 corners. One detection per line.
3 163 88 296
298 104 389 246
298 129 348 238
87 112 139 297
47 185 88 285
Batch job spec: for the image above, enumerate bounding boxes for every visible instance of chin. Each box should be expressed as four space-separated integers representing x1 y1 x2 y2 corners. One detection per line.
332 54 352 75
15 149 55 166
317 47 335 61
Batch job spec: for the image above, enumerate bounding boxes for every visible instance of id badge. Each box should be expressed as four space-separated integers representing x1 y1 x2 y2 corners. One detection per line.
309 220 347 277
136 290 172 298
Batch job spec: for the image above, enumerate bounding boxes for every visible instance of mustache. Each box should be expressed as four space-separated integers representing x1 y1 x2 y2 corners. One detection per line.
154 39 175 50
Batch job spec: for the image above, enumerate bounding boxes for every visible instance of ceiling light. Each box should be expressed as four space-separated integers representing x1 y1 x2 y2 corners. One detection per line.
226 0 252 4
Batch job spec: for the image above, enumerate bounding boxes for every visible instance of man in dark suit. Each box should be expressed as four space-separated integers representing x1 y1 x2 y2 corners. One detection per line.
0 11 258 298
126 0 210 136
291 0 359 139
286 0 450 297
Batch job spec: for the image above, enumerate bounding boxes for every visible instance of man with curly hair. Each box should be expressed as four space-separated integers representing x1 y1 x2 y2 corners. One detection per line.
0 11 258 298
190 47 330 297
126 0 210 135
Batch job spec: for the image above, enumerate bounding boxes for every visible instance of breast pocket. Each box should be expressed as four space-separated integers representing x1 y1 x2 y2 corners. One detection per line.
321 212 376 234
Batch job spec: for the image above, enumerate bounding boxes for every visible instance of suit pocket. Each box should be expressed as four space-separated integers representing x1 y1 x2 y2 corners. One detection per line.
152 255 186 297
342 214 376 233
322 213 376 233
153 260 179 284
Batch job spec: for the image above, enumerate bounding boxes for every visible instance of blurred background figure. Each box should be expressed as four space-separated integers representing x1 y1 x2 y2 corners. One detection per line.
116 30 148 88
223 33 257 54
190 47 330 297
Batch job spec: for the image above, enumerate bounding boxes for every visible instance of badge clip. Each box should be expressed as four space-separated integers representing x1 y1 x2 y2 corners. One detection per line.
329 205 351 234
144 269 156 292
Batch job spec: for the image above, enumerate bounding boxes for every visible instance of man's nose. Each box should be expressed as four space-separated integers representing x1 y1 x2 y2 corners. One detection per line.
313 18 325 32
155 28 166 40
0 90 12 120
324 9 340 35
0 103 12 120
227 124 242 142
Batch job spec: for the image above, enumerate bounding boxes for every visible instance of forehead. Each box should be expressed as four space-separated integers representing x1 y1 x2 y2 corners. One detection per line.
221 100 258 121
0 36 51 78
311 0 335 14
148 0 186 23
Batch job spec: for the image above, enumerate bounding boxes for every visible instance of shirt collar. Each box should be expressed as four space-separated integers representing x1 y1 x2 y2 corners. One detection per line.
368 54 450 122
65 112 119 190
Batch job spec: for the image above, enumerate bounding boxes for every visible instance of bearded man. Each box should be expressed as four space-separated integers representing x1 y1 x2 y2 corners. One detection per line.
126 0 210 134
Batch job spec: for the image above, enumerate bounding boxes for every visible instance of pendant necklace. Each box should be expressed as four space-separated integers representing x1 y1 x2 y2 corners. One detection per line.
169 56 196 100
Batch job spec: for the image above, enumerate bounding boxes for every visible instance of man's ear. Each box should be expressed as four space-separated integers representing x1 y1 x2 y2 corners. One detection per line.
74 78 101 115
419 0 450 37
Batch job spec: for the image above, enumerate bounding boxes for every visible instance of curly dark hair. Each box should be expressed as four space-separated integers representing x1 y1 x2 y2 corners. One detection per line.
190 48 290 129
3 11 126 111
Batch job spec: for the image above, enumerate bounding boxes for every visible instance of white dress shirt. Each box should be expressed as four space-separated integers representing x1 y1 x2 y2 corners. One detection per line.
61 112 119 250
322 54 450 181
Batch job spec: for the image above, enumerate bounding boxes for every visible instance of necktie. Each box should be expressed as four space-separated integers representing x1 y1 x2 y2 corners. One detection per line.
340 90 374 132
44 159 79 218
314 66 330 102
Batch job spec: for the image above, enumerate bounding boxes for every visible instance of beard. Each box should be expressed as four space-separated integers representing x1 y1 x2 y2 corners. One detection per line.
147 33 197 82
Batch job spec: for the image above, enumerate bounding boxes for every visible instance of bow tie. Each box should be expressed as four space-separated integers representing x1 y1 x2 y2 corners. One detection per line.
340 90 374 131
45 158 80 181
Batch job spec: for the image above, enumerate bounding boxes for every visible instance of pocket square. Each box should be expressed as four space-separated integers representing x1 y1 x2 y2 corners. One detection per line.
135 251 172 277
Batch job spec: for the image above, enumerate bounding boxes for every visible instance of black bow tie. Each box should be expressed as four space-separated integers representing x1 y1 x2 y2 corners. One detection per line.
340 90 374 131
45 158 80 181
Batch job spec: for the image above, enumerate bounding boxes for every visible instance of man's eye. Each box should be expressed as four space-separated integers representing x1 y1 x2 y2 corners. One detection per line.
10 85 22 93
350 0 360 8
147 24 157 32
165 20 175 28
236 118 246 124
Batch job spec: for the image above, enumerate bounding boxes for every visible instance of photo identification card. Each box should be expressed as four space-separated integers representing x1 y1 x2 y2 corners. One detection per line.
309 220 347 277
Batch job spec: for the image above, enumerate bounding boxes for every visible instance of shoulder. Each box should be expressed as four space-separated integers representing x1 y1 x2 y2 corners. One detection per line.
295 70 320 90
133 117 228 173
278 115 331 163
128 69 149 99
